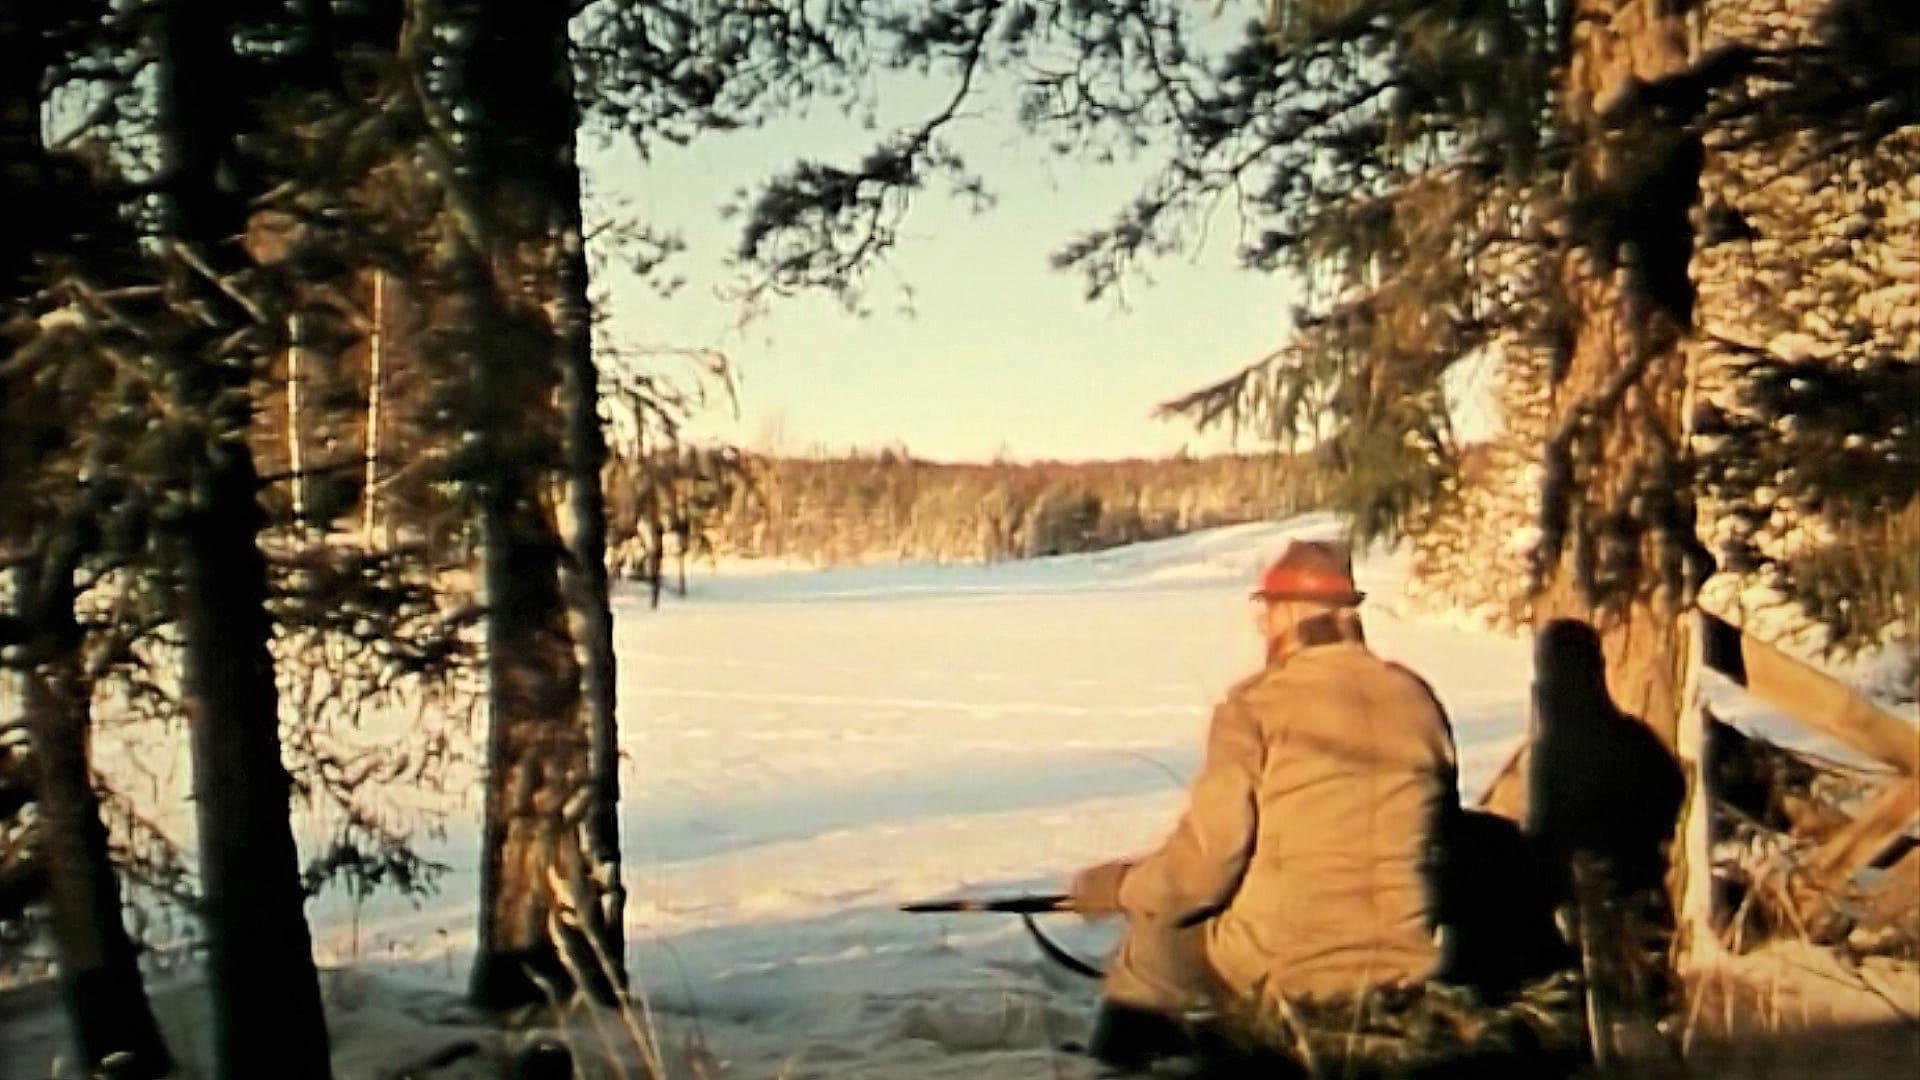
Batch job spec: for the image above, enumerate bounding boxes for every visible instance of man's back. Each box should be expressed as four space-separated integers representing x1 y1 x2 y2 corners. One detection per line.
1209 640 1457 1001
1075 545 1461 1071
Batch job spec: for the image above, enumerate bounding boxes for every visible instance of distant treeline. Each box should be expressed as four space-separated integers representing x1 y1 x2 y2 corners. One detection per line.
694 450 1330 565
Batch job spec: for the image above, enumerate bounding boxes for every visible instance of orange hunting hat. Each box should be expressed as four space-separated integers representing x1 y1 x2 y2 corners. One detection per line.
1252 540 1364 605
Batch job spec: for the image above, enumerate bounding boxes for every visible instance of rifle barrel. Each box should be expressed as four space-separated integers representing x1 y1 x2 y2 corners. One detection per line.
900 893 1073 915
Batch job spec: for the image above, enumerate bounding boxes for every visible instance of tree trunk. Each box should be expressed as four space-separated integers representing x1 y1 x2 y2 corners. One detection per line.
1531 3 1720 1021
1534 0 1712 748
21 563 174 1078
468 471 609 1006
550 66 628 993
1 7 171 1072
1534 265 1698 746
155 2 333 1074
174 461 334 1077
453 0 624 1006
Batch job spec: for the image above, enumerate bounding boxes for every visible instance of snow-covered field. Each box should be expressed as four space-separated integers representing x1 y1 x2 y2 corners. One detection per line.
10 514 1911 1076
6 517 1542 1076
599 515 1540 1076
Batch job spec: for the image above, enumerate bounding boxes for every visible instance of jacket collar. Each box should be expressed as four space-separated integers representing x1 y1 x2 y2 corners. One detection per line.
1266 610 1365 666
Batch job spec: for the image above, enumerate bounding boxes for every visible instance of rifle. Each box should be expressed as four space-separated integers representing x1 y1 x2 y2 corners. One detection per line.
900 892 1075 915
900 892 1103 978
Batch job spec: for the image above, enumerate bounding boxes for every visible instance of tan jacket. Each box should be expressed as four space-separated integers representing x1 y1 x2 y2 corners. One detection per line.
1117 630 1458 1001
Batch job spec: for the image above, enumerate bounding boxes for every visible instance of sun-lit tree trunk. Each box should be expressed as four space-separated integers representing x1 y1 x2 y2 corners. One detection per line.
154 1 332 1073
1529 7 1722 1029
1533 0 1711 749
427 0 625 1008
462 278 608 1004
468 439 604 1007
553 121 629 994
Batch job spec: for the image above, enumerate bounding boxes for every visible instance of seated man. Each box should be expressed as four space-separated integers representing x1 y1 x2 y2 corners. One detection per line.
1069 541 1459 1069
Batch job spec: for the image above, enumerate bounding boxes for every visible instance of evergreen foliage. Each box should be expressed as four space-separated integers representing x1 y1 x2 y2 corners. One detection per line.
1688 67 1919 659
0 0 1911 1071
2 0 987 1052
730 0 1918 667
659 451 1328 567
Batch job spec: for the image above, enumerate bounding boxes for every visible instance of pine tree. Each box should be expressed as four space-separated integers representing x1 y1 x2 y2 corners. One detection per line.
438 0 915 1003
4 1 500 1068
13 565 174 1077
729 0 1917 735
0 3 172 1073
149 1 336 1071
395 0 628 1006
1687 0 1919 663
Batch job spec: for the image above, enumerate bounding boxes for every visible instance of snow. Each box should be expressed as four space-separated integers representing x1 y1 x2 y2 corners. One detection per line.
6 516 1549 1076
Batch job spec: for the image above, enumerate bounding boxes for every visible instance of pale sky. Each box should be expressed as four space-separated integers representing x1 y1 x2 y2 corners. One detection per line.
583 69 1294 463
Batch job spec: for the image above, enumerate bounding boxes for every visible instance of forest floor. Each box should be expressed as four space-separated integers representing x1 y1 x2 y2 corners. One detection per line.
2 515 1913 1077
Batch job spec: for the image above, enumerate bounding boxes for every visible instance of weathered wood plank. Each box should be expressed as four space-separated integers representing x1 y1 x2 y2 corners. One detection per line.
1700 612 1918 775
1812 780 1920 887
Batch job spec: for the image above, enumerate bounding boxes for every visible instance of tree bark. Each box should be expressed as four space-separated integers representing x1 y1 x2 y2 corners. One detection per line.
155 1 333 1073
1534 266 1698 746
468 467 608 1006
449 0 625 1008
1534 0 1712 748
174 460 334 1077
21 562 174 1078
1531 2 1721 1004
550 48 628 995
